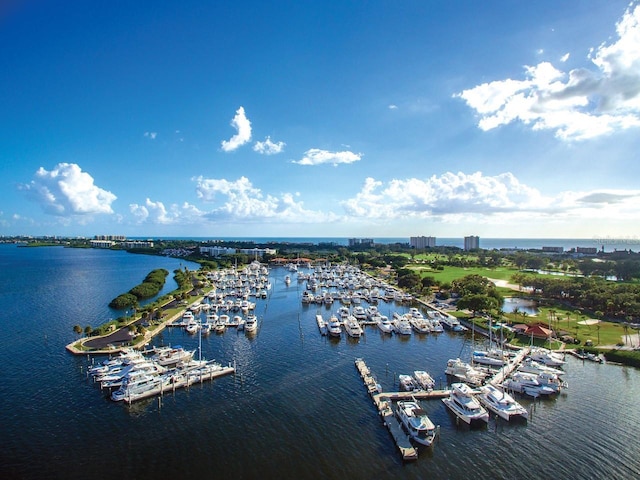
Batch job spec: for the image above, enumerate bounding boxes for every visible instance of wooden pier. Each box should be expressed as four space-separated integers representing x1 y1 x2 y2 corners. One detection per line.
488 346 531 386
354 358 449 461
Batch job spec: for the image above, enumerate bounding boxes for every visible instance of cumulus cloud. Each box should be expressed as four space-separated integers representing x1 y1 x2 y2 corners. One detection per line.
221 106 252 152
192 175 338 223
292 148 362 166
456 4 640 140
129 198 203 225
341 171 640 223
253 136 285 155
144 132 157 140
19 163 116 216
388 104 398 110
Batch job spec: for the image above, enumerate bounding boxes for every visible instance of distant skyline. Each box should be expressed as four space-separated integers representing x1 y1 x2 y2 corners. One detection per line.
1 1 640 239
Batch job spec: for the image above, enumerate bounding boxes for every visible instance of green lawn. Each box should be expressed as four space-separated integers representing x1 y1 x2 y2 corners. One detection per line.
409 264 517 284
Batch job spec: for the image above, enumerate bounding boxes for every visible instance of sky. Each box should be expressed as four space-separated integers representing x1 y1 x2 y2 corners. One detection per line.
1 0 640 240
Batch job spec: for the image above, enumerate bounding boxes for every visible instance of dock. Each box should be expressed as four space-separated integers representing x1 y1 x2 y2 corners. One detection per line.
355 358 449 461
488 346 531 386
122 363 235 404
316 314 327 336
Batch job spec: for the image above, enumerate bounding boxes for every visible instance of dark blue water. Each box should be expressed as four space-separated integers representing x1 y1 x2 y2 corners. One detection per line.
1 245 639 480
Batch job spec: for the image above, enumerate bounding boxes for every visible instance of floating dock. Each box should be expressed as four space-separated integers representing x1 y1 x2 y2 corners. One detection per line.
120 363 235 404
488 346 531 386
316 314 327 336
355 358 449 461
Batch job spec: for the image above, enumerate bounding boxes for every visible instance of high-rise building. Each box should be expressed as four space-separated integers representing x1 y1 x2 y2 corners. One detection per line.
464 235 479 250
410 236 436 249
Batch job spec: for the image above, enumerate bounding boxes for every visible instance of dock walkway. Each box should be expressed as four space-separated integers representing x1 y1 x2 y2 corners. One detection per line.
488 346 530 386
354 358 449 461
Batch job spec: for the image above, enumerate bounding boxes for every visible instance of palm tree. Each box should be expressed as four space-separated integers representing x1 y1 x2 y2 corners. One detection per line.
73 324 82 337
84 325 93 337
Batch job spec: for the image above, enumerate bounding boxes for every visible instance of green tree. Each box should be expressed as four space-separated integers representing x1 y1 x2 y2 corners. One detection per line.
73 324 82 337
84 325 93 337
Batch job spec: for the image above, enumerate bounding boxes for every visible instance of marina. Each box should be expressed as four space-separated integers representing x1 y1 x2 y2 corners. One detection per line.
2 245 640 479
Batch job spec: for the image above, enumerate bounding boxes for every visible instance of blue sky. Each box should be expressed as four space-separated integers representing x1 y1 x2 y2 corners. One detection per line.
2 0 640 240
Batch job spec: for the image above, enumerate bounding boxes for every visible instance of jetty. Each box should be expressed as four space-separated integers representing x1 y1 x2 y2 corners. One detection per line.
488 346 531 386
354 358 448 461
316 314 327 336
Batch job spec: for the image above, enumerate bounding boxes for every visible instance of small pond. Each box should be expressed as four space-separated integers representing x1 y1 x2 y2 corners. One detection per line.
503 296 539 315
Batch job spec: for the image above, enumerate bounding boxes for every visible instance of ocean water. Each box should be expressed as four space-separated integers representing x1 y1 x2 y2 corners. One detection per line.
132 236 640 252
0 244 639 480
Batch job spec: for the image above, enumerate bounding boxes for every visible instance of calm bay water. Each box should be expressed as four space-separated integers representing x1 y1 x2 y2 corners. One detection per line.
0 244 639 479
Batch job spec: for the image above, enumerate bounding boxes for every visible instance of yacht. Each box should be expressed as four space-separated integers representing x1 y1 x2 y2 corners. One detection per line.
413 370 435 391
472 349 507 367
529 347 566 367
352 306 367 321
376 315 394 334
151 346 195 367
395 400 438 446
439 314 466 332
398 374 420 392
392 314 412 335
344 315 364 338
244 314 258 333
442 382 489 425
327 314 342 337
184 318 199 334
111 374 164 402
517 358 565 377
502 371 557 398
445 359 488 387
477 384 528 421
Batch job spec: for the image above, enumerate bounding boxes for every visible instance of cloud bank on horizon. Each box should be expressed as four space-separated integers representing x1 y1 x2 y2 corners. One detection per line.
5 1 640 238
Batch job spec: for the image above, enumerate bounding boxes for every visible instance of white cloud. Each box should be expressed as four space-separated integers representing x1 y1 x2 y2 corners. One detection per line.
192 175 338 223
221 106 252 152
560 52 570 63
253 136 285 155
388 104 398 110
19 163 116 216
129 198 203 225
292 148 362 166
456 4 640 140
144 132 157 140
341 171 640 223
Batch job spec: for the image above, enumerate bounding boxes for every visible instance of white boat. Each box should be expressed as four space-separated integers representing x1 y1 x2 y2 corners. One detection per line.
395 400 438 446
151 346 195 367
352 306 367 321
409 317 431 334
200 322 211 336
377 315 394 334
327 315 342 337
442 382 489 425
529 347 566 367
439 314 466 332
413 370 435 391
344 315 363 338
244 314 258 333
444 358 488 387
392 314 412 335
184 318 199 334
111 374 165 402
517 358 565 377
472 349 507 367
503 371 557 398
398 374 420 392
477 384 528 421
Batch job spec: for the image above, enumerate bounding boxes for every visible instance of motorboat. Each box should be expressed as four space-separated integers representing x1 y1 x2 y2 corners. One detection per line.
472 349 507 367
344 315 363 338
529 347 566 367
392 314 412 335
502 371 557 398
413 370 435 391
151 346 195 367
395 400 438 446
477 384 528 421
244 314 258 333
377 315 394 334
442 382 489 425
409 316 431 334
444 358 488 387
327 314 342 337
439 314 466 332
398 374 420 392
517 358 565 377
352 306 367 321
184 318 199 334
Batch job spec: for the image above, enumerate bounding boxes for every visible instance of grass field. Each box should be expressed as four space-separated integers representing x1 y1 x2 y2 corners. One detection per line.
408 264 517 284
